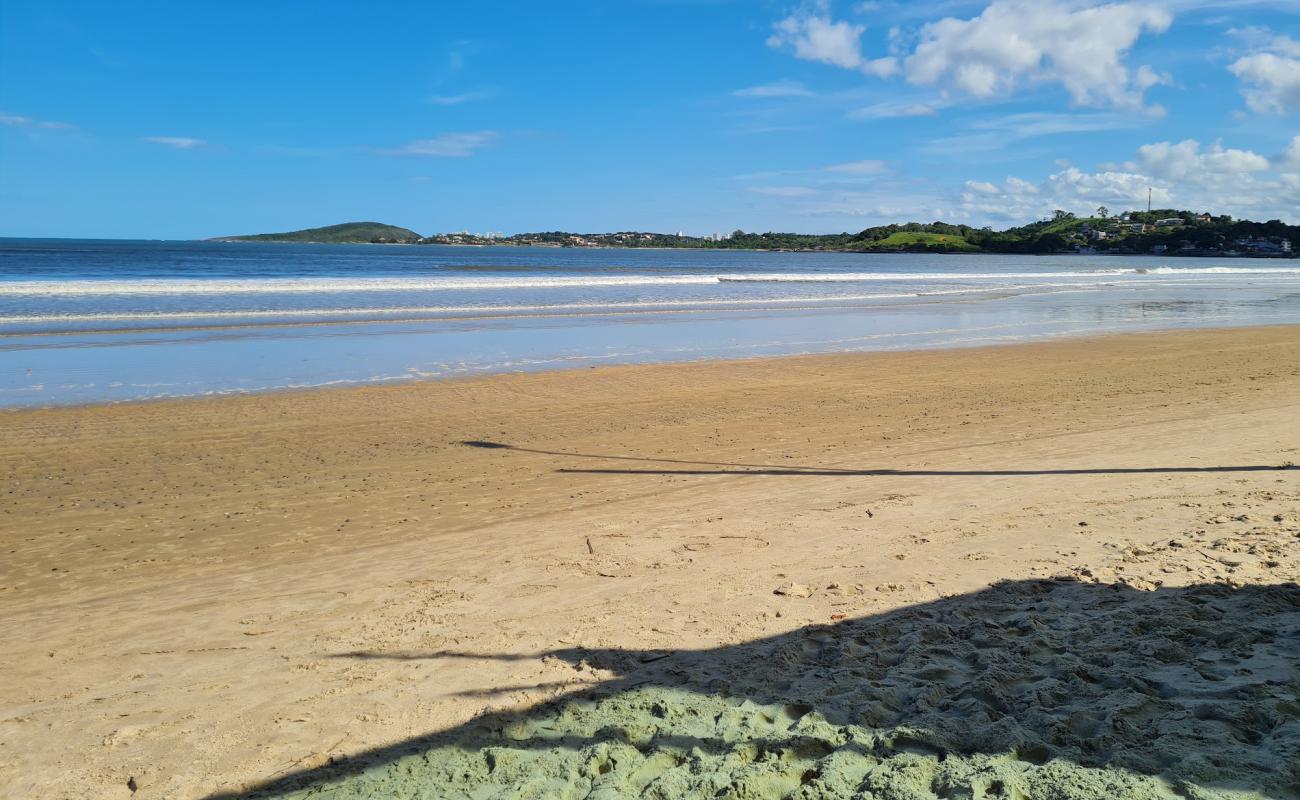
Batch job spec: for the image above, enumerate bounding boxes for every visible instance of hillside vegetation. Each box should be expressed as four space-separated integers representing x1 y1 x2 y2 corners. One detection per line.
213 222 422 244
487 213 1296 255
214 211 1299 256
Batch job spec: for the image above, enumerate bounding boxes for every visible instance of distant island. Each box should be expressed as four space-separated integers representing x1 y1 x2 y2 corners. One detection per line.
214 210 1298 257
211 221 421 244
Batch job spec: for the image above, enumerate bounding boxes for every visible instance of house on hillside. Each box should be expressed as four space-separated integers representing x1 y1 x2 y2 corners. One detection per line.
1235 237 1291 256
1155 217 1183 228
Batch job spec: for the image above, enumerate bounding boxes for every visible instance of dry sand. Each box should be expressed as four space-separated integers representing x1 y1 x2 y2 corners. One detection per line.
1 326 1298 799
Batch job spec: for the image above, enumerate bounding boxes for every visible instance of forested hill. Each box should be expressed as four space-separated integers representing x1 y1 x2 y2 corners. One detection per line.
432 211 1298 255
213 212 1298 255
211 222 422 244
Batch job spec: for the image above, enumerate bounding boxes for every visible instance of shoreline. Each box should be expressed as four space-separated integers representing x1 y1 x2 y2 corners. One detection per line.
2 325 1298 798
8 236 1298 258
4 320 1299 414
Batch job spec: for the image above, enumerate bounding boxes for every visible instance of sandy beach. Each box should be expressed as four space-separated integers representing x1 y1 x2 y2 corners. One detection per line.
2 325 1299 799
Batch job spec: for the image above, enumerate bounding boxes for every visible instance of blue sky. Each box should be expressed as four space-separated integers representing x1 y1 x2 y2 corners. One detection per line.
1 0 1297 238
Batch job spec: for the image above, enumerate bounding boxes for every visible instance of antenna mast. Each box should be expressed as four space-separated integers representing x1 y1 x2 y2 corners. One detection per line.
1147 187 1152 214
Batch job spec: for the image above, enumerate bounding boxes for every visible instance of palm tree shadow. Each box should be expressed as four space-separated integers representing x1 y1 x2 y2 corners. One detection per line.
211 578 1300 799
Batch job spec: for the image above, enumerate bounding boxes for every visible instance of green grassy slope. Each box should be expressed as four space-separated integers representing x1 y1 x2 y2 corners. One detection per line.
862 231 980 251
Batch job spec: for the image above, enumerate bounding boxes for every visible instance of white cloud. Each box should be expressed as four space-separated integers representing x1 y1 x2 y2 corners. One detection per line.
904 1 1172 108
927 111 1154 154
1281 135 1300 166
143 136 207 149
427 88 496 105
978 112 1157 140
771 1 1172 110
957 137 1300 223
848 100 938 118
746 134 1300 227
732 79 815 98
1 112 74 130
747 185 819 197
1130 139 1271 180
380 131 498 157
824 159 889 174
767 11 899 77
1229 41 1300 114
1225 27 1300 58
959 168 1169 221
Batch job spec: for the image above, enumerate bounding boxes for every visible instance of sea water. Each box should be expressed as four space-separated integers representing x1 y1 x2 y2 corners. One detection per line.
2 238 1299 407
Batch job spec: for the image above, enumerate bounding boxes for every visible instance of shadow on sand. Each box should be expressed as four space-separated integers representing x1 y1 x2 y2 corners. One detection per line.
457 440 1294 478
212 578 1300 799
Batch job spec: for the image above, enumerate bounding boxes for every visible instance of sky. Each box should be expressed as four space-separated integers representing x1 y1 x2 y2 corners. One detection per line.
0 0 1297 239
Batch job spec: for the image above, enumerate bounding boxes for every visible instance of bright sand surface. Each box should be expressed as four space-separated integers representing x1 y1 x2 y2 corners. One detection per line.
2 325 1299 799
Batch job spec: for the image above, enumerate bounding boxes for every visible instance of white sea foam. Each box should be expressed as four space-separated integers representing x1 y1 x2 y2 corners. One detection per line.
2 266 1298 296
716 267 1300 282
0 288 1014 326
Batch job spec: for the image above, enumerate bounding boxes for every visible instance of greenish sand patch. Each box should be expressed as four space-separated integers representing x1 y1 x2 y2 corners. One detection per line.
236 580 1299 799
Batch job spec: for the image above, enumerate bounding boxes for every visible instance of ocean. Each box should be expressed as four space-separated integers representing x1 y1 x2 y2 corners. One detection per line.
2 238 1299 407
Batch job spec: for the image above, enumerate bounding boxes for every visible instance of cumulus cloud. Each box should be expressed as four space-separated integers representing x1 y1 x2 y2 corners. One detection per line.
770 1 1172 110
958 138 1300 223
379 131 498 157
766 10 899 77
904 1 1172 108
1229 32 1300 114
960 168 1165 221
1130 139 1271 180
732 79 815 98
1281 135 1300 166
748 134 1300 227
143 136 207 149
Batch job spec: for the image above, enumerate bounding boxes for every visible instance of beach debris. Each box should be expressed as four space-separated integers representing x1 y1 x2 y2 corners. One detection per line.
127 776 138 793
774 582 814 598
1213 552 1249 568
585 537 594 555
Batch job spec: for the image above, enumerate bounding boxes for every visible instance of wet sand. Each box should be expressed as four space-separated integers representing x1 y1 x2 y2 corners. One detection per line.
1 326 1298 798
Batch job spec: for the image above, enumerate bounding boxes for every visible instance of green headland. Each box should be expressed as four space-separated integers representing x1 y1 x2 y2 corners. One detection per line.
211 221 422 244
213 210 1298 256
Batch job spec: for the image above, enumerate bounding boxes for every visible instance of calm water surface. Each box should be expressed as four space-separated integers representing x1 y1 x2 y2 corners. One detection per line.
2 238 1298 407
